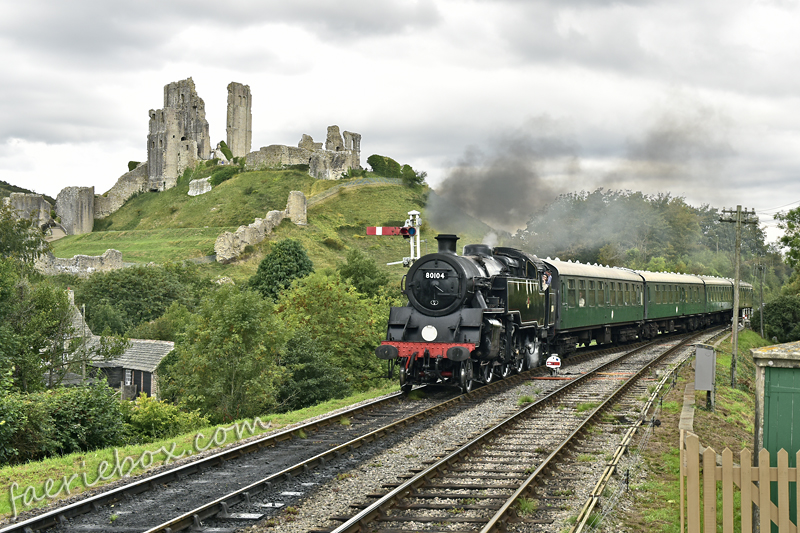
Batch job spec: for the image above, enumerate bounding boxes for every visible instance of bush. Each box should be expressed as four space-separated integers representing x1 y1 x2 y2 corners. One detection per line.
0 381 127 465
0 394 55 464
209 166 239 186
366 154 387 176
122 394 209 441
43 379 127 455
277 331 351 412
128 161 140 172
218 141 233 161
248 239 314 301
753 294 800 343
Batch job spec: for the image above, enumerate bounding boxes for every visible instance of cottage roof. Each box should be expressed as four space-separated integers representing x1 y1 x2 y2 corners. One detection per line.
93 339 175 373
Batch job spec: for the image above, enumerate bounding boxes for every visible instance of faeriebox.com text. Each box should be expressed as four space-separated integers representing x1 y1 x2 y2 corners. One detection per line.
8 417 271 518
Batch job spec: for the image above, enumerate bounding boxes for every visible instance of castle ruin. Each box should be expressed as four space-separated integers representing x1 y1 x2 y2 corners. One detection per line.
3 193 52 229
246 125 362 180
226 82 252 158
147 78 211 192
56 187 95 235
37 77 364 256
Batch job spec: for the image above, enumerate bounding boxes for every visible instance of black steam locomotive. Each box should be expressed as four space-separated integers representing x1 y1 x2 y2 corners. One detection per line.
376 234 752 393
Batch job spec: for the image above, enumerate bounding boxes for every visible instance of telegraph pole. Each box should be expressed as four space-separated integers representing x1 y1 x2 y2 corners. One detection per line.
720 205 758 387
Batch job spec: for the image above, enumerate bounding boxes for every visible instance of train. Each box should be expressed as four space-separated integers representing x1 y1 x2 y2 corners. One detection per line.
375 234 753 393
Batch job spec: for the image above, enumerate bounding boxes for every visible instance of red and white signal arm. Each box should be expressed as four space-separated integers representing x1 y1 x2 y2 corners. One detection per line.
545 355 562 368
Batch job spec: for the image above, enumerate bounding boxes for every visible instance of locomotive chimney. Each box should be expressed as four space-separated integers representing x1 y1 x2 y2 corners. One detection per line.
435 234 459 255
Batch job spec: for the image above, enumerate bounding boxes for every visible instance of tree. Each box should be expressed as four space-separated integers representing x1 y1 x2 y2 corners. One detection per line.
776 207 800 268
366 154 387 176
753 294 800 343
400 165 427 188
158 286 285 423
276 271 394 390
338 248 390 297
0 203 49 269
248 239 313 300
0 266 126 392
75 263 211 335
276 330 351 412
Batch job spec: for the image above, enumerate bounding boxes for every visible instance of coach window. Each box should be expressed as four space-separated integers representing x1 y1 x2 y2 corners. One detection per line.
588 280 596 306
617 284 623 306
609 282 616 306
598 281 605 307
579 280 586 307
567 279 576 307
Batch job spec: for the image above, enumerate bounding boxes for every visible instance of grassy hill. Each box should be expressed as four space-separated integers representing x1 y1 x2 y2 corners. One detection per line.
50 168 497 283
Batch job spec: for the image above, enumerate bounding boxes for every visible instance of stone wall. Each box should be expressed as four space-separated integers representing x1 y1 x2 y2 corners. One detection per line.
214 191 307 263
147 78 209 192
246 144 314 170
3 193 52 228
244 125 362 180
35 249 122 278
227 82 252 158
188 177 212 196
285 190 307 225
56 186 94 235
94 163 148 219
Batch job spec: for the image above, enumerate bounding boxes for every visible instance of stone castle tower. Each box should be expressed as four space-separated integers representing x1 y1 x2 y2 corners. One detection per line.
147 78 211 191
226 82 252 158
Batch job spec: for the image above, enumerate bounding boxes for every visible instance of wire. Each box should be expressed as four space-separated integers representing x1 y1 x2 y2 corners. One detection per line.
756 199 800 214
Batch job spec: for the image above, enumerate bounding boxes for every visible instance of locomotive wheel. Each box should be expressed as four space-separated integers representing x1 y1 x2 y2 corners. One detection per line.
481 363 494 384
515 356 525 373
401 383 413 395
501 362 513 379
459 360 474 394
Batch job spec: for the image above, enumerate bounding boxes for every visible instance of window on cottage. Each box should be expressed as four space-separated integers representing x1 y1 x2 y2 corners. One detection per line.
124 369 132 386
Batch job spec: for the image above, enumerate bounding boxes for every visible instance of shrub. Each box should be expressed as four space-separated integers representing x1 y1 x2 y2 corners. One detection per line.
0 381 127 465
277 331 351 412
128 161 140 172
366 154 387 176
248 239 314 301
122 394 209 441
0 394 56 464
218 140 233 161
209 166 239 186
754 294 800 343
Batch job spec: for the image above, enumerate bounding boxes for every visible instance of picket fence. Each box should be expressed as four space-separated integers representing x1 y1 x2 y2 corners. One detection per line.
681 429 800 532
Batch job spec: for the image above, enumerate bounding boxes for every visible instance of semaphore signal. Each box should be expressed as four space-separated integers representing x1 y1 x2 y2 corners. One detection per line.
367 210 421 266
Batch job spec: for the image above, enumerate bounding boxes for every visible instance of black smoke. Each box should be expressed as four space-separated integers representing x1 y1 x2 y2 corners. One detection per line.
428 116 578 233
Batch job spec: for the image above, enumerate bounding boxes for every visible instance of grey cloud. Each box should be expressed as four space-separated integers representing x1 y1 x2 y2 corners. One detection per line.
1 0 441 69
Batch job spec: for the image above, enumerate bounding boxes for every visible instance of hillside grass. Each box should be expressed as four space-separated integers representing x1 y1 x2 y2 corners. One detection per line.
0 384 398 521
50 168 496 283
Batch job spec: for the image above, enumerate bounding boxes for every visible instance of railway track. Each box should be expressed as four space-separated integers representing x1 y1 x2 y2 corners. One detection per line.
1 390 428 533
5 344 620 533
312 334 698 533
1 335 695 533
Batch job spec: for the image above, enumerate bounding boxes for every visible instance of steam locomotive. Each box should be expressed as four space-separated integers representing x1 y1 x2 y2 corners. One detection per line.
376 234 753 393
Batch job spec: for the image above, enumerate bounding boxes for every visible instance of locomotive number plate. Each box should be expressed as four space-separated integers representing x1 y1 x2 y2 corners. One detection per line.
424 271 448 279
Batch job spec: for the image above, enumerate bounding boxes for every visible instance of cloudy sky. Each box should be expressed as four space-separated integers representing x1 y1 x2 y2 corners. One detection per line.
2 0 799 241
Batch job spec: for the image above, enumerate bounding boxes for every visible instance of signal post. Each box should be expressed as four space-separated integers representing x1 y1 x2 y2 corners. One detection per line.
367 210 422 266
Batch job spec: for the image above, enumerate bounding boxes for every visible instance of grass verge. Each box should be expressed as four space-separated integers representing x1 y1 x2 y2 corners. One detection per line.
0 383 398 520
614 329 771 532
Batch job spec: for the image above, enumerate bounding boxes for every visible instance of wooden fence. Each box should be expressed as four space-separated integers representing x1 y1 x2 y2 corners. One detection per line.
681 429 800 532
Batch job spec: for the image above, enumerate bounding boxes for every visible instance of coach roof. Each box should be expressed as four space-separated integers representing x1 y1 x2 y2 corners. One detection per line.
543 259 643 282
